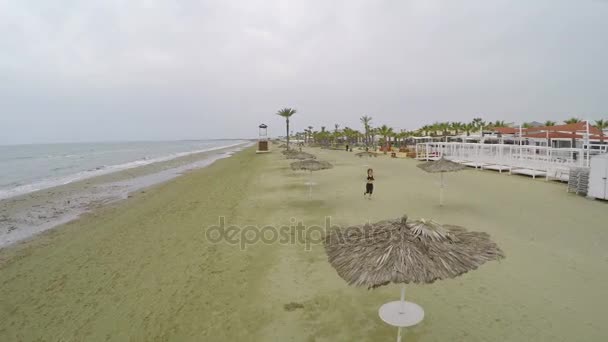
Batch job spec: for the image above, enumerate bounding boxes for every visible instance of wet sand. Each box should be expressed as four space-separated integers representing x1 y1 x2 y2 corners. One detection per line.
0 142 250 248
0 145 607 341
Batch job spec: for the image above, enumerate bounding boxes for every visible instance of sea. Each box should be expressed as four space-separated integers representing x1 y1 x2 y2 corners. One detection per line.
0 140 247 200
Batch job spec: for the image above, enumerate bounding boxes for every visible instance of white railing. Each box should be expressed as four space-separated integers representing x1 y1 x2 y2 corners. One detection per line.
415 142 604 171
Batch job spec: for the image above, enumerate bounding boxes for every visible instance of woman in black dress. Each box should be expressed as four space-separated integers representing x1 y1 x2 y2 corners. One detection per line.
364 168 374 199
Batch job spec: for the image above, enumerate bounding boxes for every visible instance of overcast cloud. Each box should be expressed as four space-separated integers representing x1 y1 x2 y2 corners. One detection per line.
1 0 607 144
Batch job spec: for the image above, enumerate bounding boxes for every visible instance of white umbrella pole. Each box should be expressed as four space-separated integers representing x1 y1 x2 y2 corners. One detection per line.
397 284 406 342
308 171 313 199
439 173 444 206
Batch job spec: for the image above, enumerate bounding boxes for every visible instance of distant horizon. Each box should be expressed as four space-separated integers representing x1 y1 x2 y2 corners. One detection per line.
0 137 256 147
2 116 605 146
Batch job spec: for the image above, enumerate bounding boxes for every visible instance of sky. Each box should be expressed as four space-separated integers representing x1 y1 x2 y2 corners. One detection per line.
1 0 607 144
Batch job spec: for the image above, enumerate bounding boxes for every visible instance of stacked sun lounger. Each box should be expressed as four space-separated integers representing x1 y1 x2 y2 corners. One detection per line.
577 169 590 195
567 168 590 195
568 168 580 193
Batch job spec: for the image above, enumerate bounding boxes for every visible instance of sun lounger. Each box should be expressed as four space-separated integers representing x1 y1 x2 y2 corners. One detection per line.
546 168 570 182
482 164 511 173
510 168 546 179
463 161 487 169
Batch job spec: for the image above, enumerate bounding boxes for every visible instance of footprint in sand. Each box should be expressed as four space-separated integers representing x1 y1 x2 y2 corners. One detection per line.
283 302 305 312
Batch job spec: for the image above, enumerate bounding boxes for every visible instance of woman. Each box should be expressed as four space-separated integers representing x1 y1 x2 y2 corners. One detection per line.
364 168 374 199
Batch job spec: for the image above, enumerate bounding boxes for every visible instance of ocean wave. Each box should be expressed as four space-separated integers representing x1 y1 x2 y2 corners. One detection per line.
0 141 248 201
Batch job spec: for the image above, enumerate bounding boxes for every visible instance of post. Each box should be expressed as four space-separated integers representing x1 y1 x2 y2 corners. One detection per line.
439 173 444 206
309 171 313 199
400 284 406 312
397 284 406 342
519 124 522 146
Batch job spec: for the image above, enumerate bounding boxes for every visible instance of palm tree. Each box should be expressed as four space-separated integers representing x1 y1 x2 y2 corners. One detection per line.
472 117 483 128
595 119 608 142
360 115 372 146
307 126 313 144
491 120 507 128
341 127 350 143
419 125 430 136
342 127 352 145
276 108 297 150
377 125 394 153
439 122 451 136
478 119 487 135
369 127 378 147
315 130 331 147
427 123 439 136
463 123 475 136
311 130 318 144
544 120 556 126
295 131 305 143
451 122 464 135
564 117 581 124
395 131 409 147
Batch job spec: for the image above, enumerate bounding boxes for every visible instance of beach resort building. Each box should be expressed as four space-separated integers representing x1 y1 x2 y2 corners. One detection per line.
416 122 608 182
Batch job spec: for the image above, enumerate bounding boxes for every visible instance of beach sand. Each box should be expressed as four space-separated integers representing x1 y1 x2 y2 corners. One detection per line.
1 145 607 341
0 143 249 248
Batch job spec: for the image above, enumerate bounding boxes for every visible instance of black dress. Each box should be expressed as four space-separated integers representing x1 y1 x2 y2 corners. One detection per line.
365 176 374 194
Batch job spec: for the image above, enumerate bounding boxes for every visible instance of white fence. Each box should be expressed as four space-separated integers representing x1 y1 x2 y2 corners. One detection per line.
416 142 607 180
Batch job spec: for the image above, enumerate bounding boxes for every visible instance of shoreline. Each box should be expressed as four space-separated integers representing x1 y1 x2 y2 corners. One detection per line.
0 140 251 201
0 141 253 249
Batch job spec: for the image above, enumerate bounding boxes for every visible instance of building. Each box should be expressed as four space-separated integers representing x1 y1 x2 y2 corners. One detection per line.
487 122 606 148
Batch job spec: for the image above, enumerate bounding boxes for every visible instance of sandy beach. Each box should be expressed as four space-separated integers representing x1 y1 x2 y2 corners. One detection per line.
0 142 250 248
1 145 607 341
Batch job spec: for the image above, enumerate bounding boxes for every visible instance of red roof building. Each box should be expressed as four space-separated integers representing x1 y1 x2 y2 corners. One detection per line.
489 122 605 144
525 122 604 141
527 122 599 134
492 127 522 135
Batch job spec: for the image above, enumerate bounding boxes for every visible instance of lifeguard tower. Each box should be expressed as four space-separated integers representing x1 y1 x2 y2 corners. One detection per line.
256 123 270 154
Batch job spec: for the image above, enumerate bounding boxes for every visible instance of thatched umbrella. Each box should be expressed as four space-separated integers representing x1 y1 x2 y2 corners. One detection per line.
417 157 467 206
355 151 379 158
282 149 307 155
285 152 316 160
290 159 333 198
325 215 504 341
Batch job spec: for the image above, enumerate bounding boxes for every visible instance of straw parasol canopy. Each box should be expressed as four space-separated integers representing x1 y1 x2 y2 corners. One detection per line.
417 157 467 206
325 214 504 288
285 152 316 160
355 151 379 158
417 157 467 173
325 215 503 340
290 159 333 198
282 149 308 155
290 159 332 171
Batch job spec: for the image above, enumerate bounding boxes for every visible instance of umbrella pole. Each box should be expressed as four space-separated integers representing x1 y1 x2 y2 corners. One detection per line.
308 171 313 199
397 284 406 342
399 284 406 312
439 173 444 206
